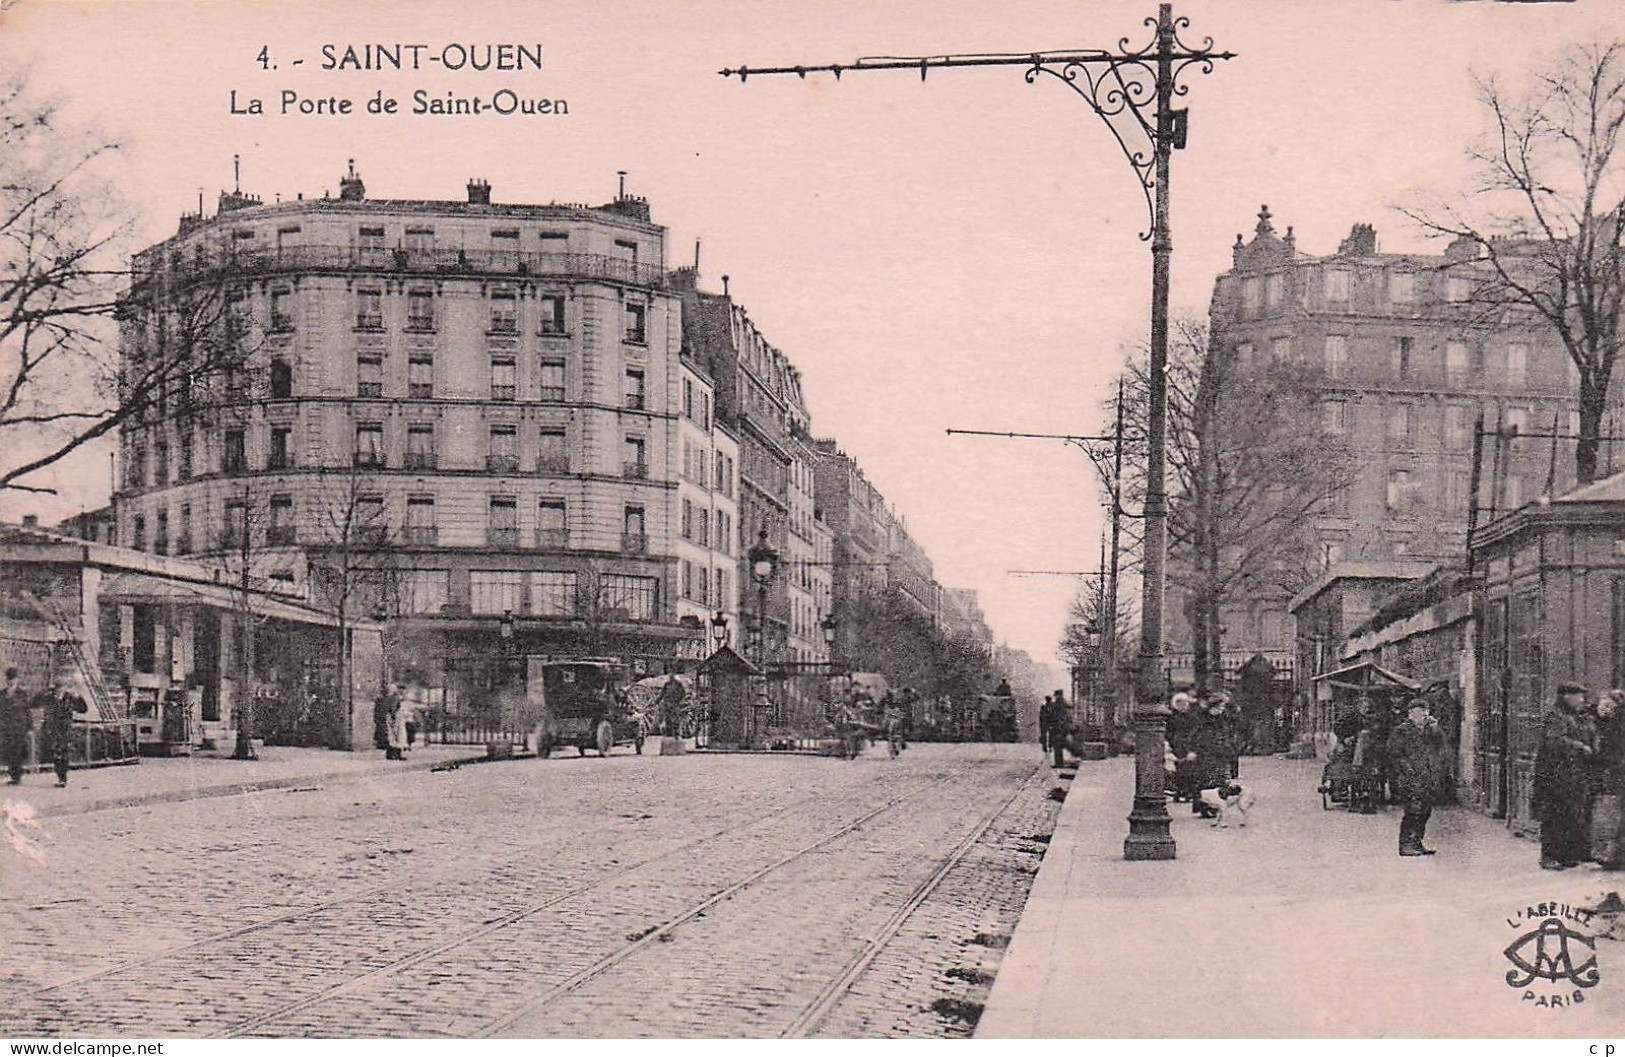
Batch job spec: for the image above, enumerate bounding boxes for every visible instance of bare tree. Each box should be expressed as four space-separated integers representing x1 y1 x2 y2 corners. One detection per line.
1403 42 1625 483
0 71 244 495
1106 320 1358 693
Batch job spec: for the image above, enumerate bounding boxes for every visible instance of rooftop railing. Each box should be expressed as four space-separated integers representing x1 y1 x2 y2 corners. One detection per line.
133 246 668 291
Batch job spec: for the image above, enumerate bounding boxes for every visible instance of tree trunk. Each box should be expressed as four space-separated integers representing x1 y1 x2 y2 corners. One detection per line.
1577 377 1607 485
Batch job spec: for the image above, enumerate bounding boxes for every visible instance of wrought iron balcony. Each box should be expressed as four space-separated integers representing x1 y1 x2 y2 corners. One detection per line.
487 453 521 473
133 245 669 292
535 527 569 549
404 451 438 471
487 526 520 548
536 454 570 474
621 531 648 555
622 460 648 480
403 525 438 546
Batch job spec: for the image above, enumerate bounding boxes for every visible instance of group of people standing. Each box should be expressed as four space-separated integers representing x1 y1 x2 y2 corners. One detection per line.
1533 682 1625 871
1328 694 1450 856
1037 691 1072 768
1165 692 1242 816
372 681 424 761
1 665 88 788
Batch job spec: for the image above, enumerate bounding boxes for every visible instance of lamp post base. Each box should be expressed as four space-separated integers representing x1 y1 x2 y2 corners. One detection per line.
1123 700 1175 860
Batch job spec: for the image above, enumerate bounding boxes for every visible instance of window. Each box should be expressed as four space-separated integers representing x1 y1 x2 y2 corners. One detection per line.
270 358 293 399
528 571 577 616
488 496 518 546
682 498 694 540
223 429 246 473
623 506 646 552
407 289 435 331
1324 336 1347 377
702 393 712 431
132 516 146 552
405 424 436 470
1235 342 1253 368
354 496 386 543
1446 342 1469 383
537 500 567 548
153 439 169 486
538 294 566 335
1445 470 1471 518
624 302 647 344
715 455 728 493
1241 277 1260 315
357 353 383 398
1265 272 1284 308
601 573 658 621
268 495 295 545
355 422 384 467
1392 337 1413 378
405 496 437 545
1506 344 1529 387
404 227 435 254
623 436 646 478
269 426 292 470
400 570 450 615
537 427 568 472
487 424 519 472
1387 405 1413 443
177 504 193 554
715 567 729 608
356 289 384 330
539 359 565 402
696 507 710 546
1323 268 1350 302
539 231 569 248
357 225 386 263
490 356 516 401
270 289 294 331
613 239 639 264
223 499 246 550
470 571 524 616
408 354 434 399
490 229 520 268
1270 337 1292 364
1321 400 1347 434
1389 271 1415 304
624 368 646 410
179 432 194 481
489 290 518 334
1446 275 1471 303
683 379 695 420
1445 405 1471 449
1386 469 1413 511
717 511 732 555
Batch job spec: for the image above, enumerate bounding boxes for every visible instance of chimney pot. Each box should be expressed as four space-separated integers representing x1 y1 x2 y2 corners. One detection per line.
467 178 492 205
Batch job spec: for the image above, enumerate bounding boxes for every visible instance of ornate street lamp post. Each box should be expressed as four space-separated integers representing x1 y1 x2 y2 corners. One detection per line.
722 4 1230 860
747 529 779 740
710 610 730 652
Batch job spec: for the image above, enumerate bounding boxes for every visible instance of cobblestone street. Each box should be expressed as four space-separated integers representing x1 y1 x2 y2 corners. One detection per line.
0 743 1057 1039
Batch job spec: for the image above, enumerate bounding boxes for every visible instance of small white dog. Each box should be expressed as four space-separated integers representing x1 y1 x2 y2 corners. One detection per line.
1199 781 1256 828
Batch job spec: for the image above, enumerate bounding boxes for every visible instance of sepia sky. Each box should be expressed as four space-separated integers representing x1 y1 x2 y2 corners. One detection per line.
1 0 1621 674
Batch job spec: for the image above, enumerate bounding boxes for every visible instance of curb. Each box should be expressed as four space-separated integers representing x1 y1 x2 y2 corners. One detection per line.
28 750 491 819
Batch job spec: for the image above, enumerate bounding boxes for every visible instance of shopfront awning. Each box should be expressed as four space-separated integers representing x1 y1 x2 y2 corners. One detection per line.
1309 660 1422 693
99 572 351 628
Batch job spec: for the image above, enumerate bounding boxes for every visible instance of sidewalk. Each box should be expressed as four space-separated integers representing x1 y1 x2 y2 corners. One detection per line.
977 755 1623 1038
8 743 487 818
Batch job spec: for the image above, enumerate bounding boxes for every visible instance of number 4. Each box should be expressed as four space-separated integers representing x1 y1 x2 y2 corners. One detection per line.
256 46 271 70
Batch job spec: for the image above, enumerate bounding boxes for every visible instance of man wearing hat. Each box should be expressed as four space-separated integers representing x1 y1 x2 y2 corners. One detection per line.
1388 697 1447 856
1535 682 1597 869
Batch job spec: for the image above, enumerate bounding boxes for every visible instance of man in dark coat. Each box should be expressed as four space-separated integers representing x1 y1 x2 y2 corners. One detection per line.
1037 693 1053 753
1048 692 1072 768
1 667 33 785
1535 682 1596 869
1388 698 1446 856
43 669 86 788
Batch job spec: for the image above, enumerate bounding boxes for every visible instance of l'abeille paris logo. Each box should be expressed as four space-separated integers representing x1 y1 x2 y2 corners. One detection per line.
1503 902 1602 1009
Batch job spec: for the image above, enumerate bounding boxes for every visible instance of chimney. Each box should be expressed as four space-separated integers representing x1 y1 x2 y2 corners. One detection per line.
21 514 38 529
1338 223 1378 257
467 178 492 205
338 159 366 202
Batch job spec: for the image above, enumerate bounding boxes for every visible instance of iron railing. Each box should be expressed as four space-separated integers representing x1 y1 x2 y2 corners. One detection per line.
134 246 669 291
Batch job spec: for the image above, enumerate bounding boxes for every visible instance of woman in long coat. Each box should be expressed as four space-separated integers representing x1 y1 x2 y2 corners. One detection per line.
1534 683 1596 869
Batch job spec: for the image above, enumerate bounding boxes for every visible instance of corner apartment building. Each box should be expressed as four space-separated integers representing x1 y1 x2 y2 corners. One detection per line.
112 168 731 723
1170 207 1584 683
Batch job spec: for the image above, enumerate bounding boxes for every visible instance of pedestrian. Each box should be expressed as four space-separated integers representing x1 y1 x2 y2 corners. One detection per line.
1534 682 1596 870
1 667 33 785
1337 697 1380 814
1166 692 1199 803
1191 696 1234 816
402 683 422 748
1388 698 1446 856
1049 691 1072 768
42 668 85 789
372 683 394 752
1592 689 1625 868
1212 692 1242 780
1037 693 1053 753
380 682 406 760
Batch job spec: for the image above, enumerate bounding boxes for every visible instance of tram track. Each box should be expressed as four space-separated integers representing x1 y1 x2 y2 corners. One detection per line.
471 754 1039 1039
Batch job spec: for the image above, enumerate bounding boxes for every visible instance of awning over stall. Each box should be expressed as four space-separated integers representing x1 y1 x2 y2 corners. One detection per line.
98 572 350 628
1310 659 1422 694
